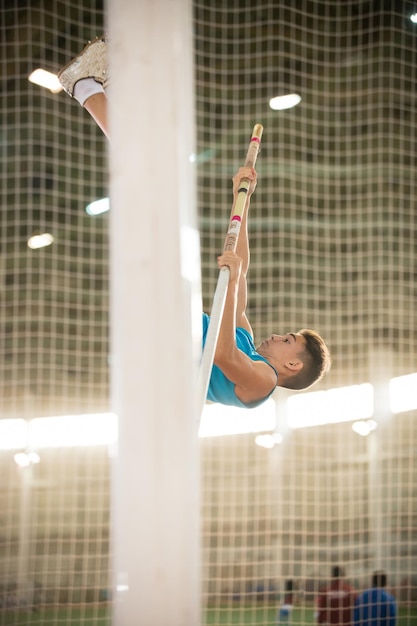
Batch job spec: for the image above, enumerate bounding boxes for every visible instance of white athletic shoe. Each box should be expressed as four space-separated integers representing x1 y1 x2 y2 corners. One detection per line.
58 36 108 97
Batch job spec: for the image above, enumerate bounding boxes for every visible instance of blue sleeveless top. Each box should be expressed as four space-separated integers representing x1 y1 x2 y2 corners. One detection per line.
202 313 278 408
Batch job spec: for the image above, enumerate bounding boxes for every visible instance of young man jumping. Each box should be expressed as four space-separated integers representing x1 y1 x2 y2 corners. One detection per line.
57 37 331 409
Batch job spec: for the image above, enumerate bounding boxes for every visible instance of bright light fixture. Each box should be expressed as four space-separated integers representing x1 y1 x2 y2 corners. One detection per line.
27 232 54 249
255 432 283 448
29 413 118 448
389 372 417 414
352 419 377 437
28 69 62 94
0 419 28 450
0 405 274 451
199 399 276 438
410 13 417 23
0 414 117 450
14 451 40 467
269 93 301 111
1 371 416 451
287 383 374 429
86 197 110 216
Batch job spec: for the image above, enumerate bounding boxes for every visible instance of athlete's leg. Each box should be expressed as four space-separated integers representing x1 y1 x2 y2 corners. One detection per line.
58 37 109 138
83 92 109 139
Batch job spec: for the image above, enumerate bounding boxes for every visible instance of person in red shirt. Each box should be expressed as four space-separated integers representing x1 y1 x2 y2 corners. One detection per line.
316 566 357 626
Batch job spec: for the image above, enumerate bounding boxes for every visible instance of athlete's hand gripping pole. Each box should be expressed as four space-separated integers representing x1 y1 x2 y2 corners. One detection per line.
197 124 263 418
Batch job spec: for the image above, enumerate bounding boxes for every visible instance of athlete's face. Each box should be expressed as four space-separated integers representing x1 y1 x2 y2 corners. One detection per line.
256 333 305 366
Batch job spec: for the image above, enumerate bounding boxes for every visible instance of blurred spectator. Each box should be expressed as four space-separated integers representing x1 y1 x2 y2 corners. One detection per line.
316 566 357 626
353 571 396 626
278 579 295 624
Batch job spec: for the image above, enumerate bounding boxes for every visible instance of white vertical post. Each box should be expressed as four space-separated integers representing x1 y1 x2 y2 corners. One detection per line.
108 1 201 625
16 461 33 607
367 349 393 573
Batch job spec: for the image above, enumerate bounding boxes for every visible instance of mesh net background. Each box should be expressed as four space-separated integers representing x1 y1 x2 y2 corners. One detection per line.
1 0 416 624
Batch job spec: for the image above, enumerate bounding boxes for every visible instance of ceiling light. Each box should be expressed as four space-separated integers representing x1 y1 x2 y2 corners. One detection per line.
29 413 118 448
27 232 54 249
352 419 377 437
389 372 417 414
255 432 283 448
0 414 118 450
287 383 374 429
86 197 110 216
199 399 276 438
28 69 62 94
269 93 301 111
14 451 40 467
1 419 28 450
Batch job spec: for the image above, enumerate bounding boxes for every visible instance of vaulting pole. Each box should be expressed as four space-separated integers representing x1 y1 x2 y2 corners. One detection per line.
196 124 263 417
